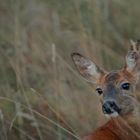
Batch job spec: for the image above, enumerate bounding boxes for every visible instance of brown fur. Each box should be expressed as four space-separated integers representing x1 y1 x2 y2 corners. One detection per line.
82 118 140 140
82 70 140 139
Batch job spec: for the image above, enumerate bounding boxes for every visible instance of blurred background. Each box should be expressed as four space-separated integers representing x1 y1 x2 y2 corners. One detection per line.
0 0 140 139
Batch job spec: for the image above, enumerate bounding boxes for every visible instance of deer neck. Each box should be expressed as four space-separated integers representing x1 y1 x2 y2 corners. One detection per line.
102 117 140 140
106 109 140 140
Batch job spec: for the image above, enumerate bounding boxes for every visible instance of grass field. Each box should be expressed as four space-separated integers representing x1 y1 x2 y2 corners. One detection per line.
0 0 140 139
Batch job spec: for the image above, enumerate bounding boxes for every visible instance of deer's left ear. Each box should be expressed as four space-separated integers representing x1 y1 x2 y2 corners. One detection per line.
125 40 140 75
71 53 105 83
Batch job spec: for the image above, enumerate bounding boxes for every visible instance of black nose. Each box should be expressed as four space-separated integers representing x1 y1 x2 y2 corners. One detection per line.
102 101 121 114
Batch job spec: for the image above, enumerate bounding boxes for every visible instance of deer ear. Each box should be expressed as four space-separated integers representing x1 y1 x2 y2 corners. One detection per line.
125 40 140 75
71 53 105 83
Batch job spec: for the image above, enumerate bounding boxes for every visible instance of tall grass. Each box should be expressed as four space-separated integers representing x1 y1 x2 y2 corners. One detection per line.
0 0 140 139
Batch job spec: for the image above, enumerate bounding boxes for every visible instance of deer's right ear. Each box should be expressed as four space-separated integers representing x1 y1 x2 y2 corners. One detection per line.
71 53 105 83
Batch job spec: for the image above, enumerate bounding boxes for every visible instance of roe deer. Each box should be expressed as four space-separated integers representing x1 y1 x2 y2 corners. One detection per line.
71 40 140 140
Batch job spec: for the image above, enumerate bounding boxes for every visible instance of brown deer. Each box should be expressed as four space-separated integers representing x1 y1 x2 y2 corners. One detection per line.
71 40 140 140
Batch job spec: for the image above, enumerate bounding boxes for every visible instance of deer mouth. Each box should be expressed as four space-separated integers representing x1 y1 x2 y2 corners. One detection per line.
107 111 119 117
104 109 122 118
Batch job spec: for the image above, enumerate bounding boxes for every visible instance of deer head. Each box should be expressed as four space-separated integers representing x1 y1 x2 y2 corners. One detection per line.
71 40 140 119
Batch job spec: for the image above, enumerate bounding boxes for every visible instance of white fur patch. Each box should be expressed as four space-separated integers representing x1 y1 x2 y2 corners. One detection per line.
105 112 119 118
87 63 98 75
110 112 119 117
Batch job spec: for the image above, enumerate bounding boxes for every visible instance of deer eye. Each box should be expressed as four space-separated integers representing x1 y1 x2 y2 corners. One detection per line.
121 83 130 90
96 88 103 95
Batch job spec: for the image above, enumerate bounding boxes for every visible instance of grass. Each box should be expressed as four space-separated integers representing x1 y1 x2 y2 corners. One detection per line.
0 0 140 139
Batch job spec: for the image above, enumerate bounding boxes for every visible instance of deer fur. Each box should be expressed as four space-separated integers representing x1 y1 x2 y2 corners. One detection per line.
72 40 140 140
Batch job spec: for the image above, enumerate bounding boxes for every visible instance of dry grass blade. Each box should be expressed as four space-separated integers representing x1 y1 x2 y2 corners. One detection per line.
0 96 80 140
